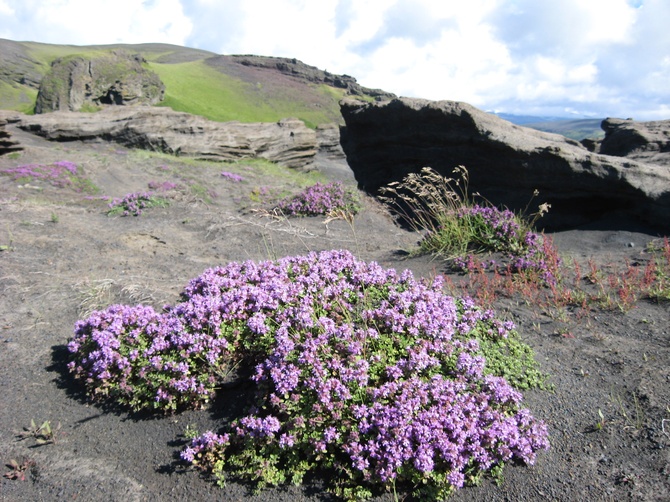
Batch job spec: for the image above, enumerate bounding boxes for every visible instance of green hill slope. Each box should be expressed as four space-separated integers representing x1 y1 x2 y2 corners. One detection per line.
0 38 391 127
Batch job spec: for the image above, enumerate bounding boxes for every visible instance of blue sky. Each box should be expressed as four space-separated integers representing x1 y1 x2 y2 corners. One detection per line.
0 0 668 120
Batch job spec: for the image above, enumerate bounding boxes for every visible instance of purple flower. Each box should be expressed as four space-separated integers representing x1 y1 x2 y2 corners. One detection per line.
148 180 179 192
0 161 84 190
275 182 358 216
107 192 163 217
220 171 244 182
68 249 548 497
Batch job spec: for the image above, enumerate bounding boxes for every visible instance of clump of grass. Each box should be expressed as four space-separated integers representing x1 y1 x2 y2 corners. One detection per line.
645 237 670 302
68 249 548 500
381 167 553 281
107 192 169 217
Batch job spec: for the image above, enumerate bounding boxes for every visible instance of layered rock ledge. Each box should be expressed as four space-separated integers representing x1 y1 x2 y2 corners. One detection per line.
18 107 318 170
340 98 670 231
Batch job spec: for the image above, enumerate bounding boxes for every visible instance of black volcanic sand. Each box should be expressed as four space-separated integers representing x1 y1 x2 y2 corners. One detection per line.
1 126 669 502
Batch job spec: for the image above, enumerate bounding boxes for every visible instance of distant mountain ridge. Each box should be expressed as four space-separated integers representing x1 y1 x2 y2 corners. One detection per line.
492 112 605 140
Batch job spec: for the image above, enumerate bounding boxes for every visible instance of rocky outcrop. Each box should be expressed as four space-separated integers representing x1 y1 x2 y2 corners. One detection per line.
596 118 670 167
217 55 395 101
340 98 670 231
0 116 22 155
35 50 165 113
18 106 317 169
316 123 345 160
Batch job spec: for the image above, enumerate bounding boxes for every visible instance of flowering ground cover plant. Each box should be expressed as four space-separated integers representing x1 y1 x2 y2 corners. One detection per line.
380 167 554 282
0 161 98 193
147 180 181 192
275 181 359 217
107 191 169 217
68 249 549 500
220 171 244 183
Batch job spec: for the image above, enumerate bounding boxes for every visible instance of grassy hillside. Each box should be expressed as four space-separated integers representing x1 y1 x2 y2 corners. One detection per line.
150 60 348 127
0 39 367 127
0 81 37 113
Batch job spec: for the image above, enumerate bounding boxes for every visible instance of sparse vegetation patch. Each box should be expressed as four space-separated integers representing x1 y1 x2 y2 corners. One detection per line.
107 192 169 217
274 181 360 218
381 166 670 316
0 160 98 193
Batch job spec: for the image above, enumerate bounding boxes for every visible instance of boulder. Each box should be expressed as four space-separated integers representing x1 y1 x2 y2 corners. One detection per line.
18 107 318 170
340 97 670 231
35 50 165 113
597 118 670 167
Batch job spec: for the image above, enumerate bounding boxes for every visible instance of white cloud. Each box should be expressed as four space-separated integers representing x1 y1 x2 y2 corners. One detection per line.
1 0 192 45
0 0 668 119
0 0 14 16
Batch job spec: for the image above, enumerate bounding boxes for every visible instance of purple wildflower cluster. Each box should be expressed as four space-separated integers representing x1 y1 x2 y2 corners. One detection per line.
68 304 230 411
459 205 522 251
0 161 81 190
107 192 163 217
68 250 548 498
275 181 358 216
147 180 180 192
449 204 560 284
220 171 244 183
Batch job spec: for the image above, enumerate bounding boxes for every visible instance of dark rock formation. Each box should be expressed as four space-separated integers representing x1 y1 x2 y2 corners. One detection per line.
18 107 317 169
340 97 670 231
597 118 670 167
35 50 165 113
0 116 23 155
220 55 395 101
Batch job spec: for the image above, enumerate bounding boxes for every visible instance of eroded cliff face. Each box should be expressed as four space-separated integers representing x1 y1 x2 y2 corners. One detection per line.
35 50 165 114
340 97 670 231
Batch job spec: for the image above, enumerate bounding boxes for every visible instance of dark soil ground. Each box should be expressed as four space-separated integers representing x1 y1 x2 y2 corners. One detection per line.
1 125 669 501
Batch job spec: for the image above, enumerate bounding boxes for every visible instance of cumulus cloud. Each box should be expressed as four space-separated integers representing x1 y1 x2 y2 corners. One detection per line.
0 0 13 16
0 0 192 46
182 0 245 54
480 0 669 119
352 0 458 54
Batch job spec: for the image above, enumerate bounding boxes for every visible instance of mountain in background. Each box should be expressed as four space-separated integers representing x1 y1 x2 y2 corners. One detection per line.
493 113 605 140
